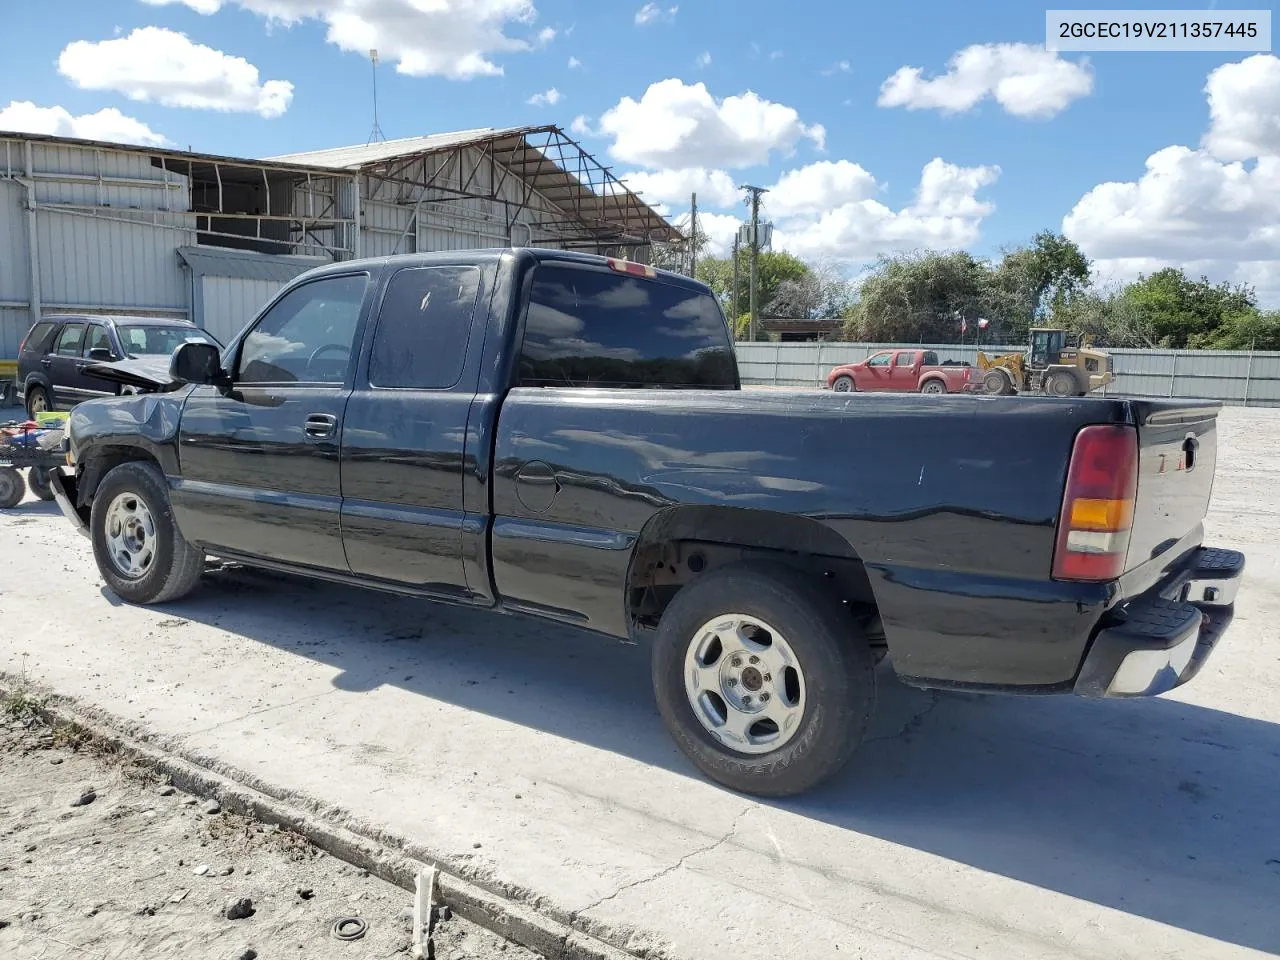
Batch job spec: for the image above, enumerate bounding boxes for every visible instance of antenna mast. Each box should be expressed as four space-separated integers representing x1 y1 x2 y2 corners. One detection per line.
367 49 386 144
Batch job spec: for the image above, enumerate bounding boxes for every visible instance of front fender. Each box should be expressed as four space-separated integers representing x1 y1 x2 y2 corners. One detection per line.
68 391 191 501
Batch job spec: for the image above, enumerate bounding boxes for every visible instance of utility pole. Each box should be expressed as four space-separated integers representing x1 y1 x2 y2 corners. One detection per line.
688 191 698 277
731 233 740 337
740 184 768 341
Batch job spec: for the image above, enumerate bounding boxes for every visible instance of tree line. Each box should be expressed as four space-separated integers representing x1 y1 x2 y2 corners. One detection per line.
658 230 1280 350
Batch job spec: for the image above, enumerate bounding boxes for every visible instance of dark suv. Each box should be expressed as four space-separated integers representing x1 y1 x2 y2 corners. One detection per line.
17 315 221 417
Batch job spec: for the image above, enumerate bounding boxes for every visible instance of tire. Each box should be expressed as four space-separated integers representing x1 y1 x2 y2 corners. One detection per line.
25 384 51 419
919 379 946 395
1045 371 1078 397
0 467 25 509
651 561 876 797
981 369 1012 395
831 376 855 393
90 461 204 605
28 467 55 502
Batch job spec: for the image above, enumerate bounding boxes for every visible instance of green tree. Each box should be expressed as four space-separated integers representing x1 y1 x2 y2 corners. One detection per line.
1120 268 1258 348
1193 309 1280 350
843 250 990 343
988 232 1092 341
696 249 812 336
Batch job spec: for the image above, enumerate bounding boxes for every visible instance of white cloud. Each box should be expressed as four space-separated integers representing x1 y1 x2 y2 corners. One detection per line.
821 60 850 76
879 43 1093 118
598 79 825 170
569 114 592 136
635 3 677 26
696 51 711 68
765 160 877 218
567 55 582 69
1064 148 1280 263
58 28 293 118
769 50 783 61
1064 55 1280 307
622 168 740 208
140 0 539 80
1202 54 1280 161
527 87 562 107
537 26 555 45
774 158 1000 261
0 100 169 146
694 212 741 256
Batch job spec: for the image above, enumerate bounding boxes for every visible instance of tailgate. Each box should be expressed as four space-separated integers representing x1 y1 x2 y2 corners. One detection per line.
1126 401 1219 571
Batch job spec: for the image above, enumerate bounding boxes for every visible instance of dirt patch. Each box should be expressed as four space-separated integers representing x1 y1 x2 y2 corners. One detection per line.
0 707 539 960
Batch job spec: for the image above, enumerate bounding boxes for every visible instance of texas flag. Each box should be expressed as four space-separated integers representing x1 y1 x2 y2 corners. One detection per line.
977 317 990 330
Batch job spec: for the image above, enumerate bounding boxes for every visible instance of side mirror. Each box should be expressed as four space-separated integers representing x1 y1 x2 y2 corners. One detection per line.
170 341 228 388
87 347 114 362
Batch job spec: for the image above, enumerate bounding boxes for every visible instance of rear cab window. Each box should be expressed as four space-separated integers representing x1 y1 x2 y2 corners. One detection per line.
517 263 736 389
369 265 482 390
894 351 916 367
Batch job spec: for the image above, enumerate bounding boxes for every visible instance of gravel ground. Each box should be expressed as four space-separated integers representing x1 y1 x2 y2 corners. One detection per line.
0 705 539 960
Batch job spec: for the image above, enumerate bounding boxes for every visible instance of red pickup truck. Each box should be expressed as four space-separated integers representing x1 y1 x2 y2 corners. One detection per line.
826 349 973 394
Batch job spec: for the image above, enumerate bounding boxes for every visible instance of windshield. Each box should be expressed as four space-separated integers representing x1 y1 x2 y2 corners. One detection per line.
118 325 221 356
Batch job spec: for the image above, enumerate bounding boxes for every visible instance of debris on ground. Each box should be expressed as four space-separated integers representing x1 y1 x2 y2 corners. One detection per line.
0 709 542 959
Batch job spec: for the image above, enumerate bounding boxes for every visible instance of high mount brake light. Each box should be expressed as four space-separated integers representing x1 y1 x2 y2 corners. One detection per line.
1052 424 1139 582
606 257 657 279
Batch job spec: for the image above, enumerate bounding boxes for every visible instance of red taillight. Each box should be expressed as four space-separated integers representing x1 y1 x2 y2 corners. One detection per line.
606 257 657 279
1052 424 1138 582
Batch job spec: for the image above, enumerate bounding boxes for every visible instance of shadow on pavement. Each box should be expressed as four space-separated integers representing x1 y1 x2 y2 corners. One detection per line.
170 563 1279 955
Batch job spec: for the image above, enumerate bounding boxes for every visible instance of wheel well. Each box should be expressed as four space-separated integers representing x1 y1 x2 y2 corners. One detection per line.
77 446 162 509
625 505 885 656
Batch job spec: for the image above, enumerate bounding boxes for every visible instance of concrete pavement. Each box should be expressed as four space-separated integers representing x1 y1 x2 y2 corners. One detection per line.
1 406 1277 959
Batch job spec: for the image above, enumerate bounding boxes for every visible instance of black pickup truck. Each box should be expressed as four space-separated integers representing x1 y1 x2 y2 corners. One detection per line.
50 248 1244 796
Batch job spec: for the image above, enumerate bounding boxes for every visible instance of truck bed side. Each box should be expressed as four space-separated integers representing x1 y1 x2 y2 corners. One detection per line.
489 388 1159 689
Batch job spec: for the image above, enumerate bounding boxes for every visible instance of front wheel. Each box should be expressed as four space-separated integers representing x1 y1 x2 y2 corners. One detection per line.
831 376 854 393
90 461 205 604
651 561 876 797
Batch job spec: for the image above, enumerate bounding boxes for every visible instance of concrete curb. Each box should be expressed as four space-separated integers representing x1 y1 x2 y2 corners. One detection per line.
1 679 646 960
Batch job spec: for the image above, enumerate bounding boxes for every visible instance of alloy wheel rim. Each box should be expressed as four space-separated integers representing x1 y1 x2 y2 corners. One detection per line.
683 614 807 755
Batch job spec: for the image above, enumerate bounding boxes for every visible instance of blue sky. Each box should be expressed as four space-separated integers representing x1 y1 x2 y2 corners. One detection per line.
1 1 1277 299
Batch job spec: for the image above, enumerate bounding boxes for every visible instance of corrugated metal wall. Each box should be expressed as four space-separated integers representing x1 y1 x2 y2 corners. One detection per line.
735 341 1280 406
201 276 282 344
0 138 196 361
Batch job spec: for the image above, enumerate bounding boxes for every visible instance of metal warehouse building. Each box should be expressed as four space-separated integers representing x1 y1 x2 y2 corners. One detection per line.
0 125 676 353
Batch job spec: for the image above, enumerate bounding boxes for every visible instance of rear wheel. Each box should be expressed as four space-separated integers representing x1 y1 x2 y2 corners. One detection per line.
831 375 854 393
28 467 54 502
90 461 205 604
919 379 946 395
651 561 876 797
1045 371 1078 397
25 385 50 419
0 467 25 509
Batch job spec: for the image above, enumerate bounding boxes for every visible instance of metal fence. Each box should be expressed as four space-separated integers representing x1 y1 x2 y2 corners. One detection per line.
735 341 1280 406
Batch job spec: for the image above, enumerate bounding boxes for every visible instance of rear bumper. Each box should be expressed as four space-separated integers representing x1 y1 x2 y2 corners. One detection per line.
49 467 90 537
1074 546 1244 698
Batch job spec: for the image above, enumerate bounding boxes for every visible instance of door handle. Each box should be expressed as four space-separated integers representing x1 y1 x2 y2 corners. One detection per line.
304 413 337 439
41 358 52 368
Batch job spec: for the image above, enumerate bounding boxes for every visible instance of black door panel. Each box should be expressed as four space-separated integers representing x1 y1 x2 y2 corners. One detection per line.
172 272 371 571
339 263 486 599
175 385 350 569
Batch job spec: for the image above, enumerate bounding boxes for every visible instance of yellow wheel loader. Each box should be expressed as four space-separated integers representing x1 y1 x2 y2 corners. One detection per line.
975 328 1114 398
